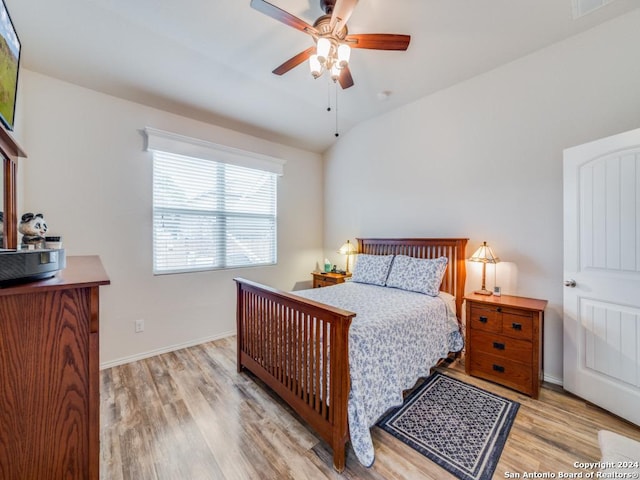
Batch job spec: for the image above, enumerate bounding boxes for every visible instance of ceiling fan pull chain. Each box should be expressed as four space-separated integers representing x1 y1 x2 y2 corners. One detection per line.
335 82 339 137
327 81 332 112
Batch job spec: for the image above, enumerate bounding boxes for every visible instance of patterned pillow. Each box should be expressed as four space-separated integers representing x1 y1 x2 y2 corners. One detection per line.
351 254 395 286
385 255 449 296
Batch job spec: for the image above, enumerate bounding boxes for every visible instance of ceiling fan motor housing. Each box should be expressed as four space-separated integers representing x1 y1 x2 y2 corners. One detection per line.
313 14 348 40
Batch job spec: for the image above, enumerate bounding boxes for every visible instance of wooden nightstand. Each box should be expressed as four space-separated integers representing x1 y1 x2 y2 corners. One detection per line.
312 272 351 288
464 293 547 398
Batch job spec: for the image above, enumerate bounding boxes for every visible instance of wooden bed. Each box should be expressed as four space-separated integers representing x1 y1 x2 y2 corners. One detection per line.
234 238 468 471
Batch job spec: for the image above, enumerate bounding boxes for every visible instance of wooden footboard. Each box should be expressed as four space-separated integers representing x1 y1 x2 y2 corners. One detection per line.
234 278 356 472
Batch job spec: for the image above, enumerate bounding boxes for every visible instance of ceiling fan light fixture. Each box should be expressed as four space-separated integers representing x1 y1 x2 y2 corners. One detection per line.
337 43 351 68
309 54 322 78
330 63 341 81
316 37 331 64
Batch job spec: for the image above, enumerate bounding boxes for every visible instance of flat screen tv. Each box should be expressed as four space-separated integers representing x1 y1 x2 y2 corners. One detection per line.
0 0 19 131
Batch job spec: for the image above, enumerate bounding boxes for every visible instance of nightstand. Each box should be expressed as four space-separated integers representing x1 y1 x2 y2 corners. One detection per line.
312 272 351 288
464 293 547 398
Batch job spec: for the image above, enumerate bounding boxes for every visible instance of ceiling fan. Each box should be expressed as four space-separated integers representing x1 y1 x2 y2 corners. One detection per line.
250 0 411 89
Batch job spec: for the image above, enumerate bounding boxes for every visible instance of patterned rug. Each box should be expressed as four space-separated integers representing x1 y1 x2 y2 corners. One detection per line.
377 372 519 480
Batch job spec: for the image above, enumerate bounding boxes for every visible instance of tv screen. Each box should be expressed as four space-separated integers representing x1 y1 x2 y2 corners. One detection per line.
0 0 19 131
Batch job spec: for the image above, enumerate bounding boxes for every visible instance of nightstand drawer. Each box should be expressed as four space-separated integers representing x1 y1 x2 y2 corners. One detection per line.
470 331 532 364
468 352 533 394
312 272 351 288
315 276 338 287
501 309 533 340
469 306 501 333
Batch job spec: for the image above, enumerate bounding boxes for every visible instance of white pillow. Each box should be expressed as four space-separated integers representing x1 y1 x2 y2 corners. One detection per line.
351 254 394 286
385 255 448 296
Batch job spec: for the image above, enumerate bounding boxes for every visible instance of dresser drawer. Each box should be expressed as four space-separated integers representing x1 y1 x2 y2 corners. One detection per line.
469 306 501 333
501 309 533 340
470 331 532 365
468 352 533 395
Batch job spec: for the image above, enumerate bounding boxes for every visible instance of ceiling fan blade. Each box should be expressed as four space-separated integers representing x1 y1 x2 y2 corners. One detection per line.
330 0 358 32
272 46 315 75
345 33 411 50
250 0 317 34
338 65 354 89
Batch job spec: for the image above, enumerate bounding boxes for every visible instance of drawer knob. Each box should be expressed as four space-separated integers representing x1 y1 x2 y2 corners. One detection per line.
493 342 505 350
511 322 522 331
479 316 488 323
492 364 505 373
497 307 502 313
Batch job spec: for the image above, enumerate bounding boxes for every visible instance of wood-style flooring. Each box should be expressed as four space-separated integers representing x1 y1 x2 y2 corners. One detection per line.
100 336 640 479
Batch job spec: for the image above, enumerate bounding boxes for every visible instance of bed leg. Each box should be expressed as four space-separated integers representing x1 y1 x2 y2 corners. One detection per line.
332 442 346 473
236 338 244 373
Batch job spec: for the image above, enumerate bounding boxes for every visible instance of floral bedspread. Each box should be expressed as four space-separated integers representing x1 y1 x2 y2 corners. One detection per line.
294 281 463 467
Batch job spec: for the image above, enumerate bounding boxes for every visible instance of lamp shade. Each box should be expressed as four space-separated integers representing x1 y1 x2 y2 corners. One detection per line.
316 38 331 64
309 54 321 78
338 240 357 255
337 44 351 68
468 241 500 264
330 63 341 81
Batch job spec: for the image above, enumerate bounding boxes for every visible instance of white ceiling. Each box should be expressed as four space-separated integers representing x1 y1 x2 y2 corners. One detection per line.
5 0 640 153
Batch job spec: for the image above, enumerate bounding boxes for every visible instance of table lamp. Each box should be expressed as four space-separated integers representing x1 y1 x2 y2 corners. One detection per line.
468 241 500 295
338 240 357 273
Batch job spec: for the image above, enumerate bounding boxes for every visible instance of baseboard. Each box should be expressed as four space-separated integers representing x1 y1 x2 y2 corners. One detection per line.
544 373 563 386
100 330 236 370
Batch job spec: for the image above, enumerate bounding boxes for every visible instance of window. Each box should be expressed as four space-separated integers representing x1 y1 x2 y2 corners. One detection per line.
145 128 284 274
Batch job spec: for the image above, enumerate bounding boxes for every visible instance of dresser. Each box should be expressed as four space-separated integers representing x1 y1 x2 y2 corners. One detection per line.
0 256 110 480
312 271 351 288
465 293 547 398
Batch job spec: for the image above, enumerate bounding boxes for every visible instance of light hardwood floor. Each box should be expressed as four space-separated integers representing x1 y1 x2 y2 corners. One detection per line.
101 336 640 479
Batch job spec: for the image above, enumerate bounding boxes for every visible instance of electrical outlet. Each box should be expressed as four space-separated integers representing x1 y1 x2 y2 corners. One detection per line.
135 319 144 333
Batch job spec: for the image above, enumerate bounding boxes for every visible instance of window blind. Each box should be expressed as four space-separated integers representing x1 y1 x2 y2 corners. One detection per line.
152 151 278 274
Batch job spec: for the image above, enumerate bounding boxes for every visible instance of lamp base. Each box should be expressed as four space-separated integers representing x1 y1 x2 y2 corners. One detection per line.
474 288 493 296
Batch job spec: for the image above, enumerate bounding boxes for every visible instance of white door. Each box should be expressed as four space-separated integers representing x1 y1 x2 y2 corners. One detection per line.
564 128 640 425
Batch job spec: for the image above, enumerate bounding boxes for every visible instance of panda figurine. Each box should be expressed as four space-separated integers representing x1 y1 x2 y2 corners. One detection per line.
19 212 48 249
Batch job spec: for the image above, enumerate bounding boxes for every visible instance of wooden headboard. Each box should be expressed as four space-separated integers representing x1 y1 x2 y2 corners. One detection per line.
357 238 468 321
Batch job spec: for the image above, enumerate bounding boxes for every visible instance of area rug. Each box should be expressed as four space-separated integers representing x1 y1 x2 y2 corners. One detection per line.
377 372 519 480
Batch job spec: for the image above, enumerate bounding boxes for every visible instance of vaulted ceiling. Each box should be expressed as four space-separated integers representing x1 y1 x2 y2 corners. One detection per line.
6 0 640 152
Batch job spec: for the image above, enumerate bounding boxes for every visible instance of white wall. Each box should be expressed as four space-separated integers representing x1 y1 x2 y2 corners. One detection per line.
323 9 640 384
18 70 324 367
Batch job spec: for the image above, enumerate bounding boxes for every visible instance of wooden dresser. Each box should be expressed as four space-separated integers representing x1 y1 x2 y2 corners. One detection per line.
0 256 110 480
465 293 547 398
311 271 351 288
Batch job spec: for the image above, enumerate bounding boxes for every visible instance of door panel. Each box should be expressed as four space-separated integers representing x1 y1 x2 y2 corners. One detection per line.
580 298 639 387
564 128 640 426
